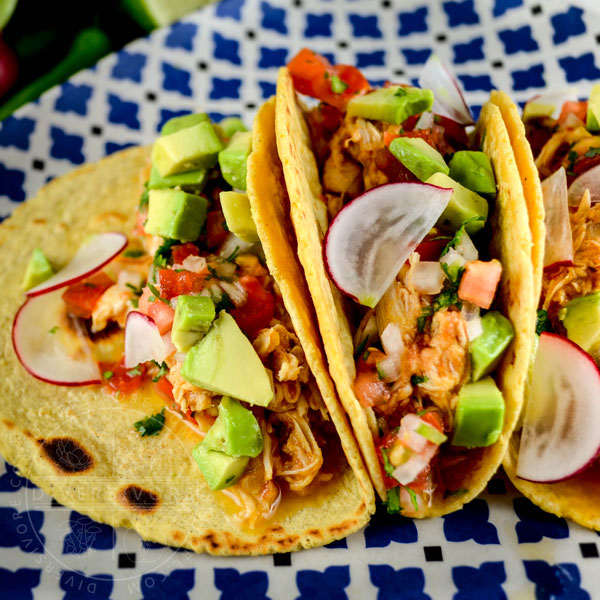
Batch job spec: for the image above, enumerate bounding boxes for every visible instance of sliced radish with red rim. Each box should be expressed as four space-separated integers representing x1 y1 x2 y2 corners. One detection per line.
26 232 128 297
522 88 578 121
324 182 452 308
541 167 574 270
124 311 168 369
12 289 101 385
418 54 474 126
516 333 600 483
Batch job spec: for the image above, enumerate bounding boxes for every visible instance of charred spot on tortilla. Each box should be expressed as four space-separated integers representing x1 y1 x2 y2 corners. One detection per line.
118 484 159 512
38 437 94 473
2 419 14 429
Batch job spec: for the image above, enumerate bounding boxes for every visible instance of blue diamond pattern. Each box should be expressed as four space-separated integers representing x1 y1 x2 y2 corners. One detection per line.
111 51 147 83
305 13 333 38
165 22 197 51
213 32 241 65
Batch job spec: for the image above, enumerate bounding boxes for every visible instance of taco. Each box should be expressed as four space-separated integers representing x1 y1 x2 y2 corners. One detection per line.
275 50 536 516
0 102 374 555
498 87 600 530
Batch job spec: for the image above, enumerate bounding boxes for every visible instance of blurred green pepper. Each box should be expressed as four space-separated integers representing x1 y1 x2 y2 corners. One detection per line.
0 26 110 121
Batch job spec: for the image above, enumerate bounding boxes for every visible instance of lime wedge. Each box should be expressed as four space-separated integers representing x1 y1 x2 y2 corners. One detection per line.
122 0 214 30
0 0 18 31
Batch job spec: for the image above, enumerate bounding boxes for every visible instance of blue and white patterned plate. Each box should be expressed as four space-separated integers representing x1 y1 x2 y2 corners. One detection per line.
1 1 600 597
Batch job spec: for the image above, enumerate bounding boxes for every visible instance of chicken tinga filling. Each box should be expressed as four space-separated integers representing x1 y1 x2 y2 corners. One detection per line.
287 50 515 514
513 89 600 485
16 114 344 527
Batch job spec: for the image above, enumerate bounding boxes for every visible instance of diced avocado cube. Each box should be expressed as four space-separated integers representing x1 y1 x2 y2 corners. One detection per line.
22 248 54 290
346 86 434 125
192 443 248 490
152 121 224 177
181 311 274 407
172 295 215 353
451 377 505 448
148 166 208 193
218 117 247 140
587 85 600 133
426 172 488 234
203 397 263 458
449 151 496 197
218 131 252 191
559 292 600 354
220 191 259 243
388 137 449 182
145 189 208 242
160 113 209 136
470 311 515 381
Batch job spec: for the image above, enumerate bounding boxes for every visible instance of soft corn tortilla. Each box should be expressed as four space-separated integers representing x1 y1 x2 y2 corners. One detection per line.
276 67 536 516
0 129 372 554
498 93 600 531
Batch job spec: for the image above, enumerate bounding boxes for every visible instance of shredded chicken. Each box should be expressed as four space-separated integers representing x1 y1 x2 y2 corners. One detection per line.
167 361 215 413
536 124 591 179
91 285 131 332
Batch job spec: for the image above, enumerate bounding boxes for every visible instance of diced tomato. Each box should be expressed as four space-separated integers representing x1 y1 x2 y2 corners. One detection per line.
62 272 114 319
401 114 420 132
414 238 450 262
421 411 445 433
458 259 502 309
138 287 175 334
171 243 200 264
287 48 370 111
406 464 433 493
434 114 470 150
375 428 402 488
230 275 275 339
134 210 147 237
374 147 419 183
205 209 229 249
353 370 391 408
320 103 344 130
157 268 206 299
154 375 174 401
383 130 399 147
102 359 146 395
558 100 588 124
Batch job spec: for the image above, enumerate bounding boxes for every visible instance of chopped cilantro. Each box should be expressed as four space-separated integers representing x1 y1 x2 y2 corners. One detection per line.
151 361 168 382
354 335 369 358
394 87 407 97
127 365 142 377
411 374 428 386
417 314 428 333
536 309 553 336
567 149 578 173
405 486 419 512
584 146 600 159
147 283 170 306
130 298 139 308
440 216 484 257
380 448 395 477
440 260 464 285
139 189 149 210
207 265 218 279
126 283 143 296
225 246 241 263
134 408 165 437
148 295 156 302
376 363 386 380
330 75 348 94
124 249 144 258
214 290 234 312
384 486 401 515
48 326 59 334
443 487 468 499
362 350 371 362
153 238 178 268
103 370 114 380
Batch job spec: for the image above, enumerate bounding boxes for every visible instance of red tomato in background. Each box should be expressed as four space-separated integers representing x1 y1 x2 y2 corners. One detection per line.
230 275 275 339
205 210 229 249
171 243 200 264
138 287 174 334
62 272 114 319
157 268 206 299
102 359 146 395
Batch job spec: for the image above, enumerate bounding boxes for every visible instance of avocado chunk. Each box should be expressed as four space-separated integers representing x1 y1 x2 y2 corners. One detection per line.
218 131 252 191
451 377 505 448
148 166 208 193
218 116 247 140
145 189 208 242
470 311 514 381
388 137 449 182
203 397 263 458
559 292 600 355
152 121 224 177
181 311 274 407
160 113 209 136
172 295 216 353
449 151 496 197
587 84 600 133
192 443 248 490
426 172 488 234
220 191 259 243
22 248 54 290
346 86 434 125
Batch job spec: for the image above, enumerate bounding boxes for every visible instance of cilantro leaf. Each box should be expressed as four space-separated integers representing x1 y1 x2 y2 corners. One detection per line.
127 365 142 377
147 283 170 306
354 335 369 359
440 216 484 258
126 283 143 296
134 408 165 437
225 246 241 263
153 238 178 268
584 146 600 159
330 75 348 94
405 486 419 512
103 370 114 380
124 249 144 258
394 87 407 97
139 189 149 210
411 374 428 386
151 361 168 382
383 486 402 515
214 290 234 312
536 309 553 336
48 326 59 334
380 448 395 477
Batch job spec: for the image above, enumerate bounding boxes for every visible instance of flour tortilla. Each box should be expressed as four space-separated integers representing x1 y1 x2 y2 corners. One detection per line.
0 126 373 554
276 67 536 515
497 92 600 531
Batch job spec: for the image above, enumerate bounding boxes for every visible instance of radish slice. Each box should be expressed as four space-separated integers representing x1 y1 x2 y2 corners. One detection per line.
541 168 574 269
26 232 128 297
455 231 478 262
517 333 600 483
418 54 473 125
12 289 101 385
522 87 578 122
124 311 167 368
568 163 600 206
324 182 452 307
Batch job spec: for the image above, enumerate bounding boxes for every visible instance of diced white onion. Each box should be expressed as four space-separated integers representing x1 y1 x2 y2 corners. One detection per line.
214 261 237 280
408 260 446 295
455 231 478 262
568 164 600 206
219 281 248 307
461 302 482 341
219 233 255 260
392 453 429 485
440 247 467 271
182 255 207 273
381 323 404 356
415 111 434 130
